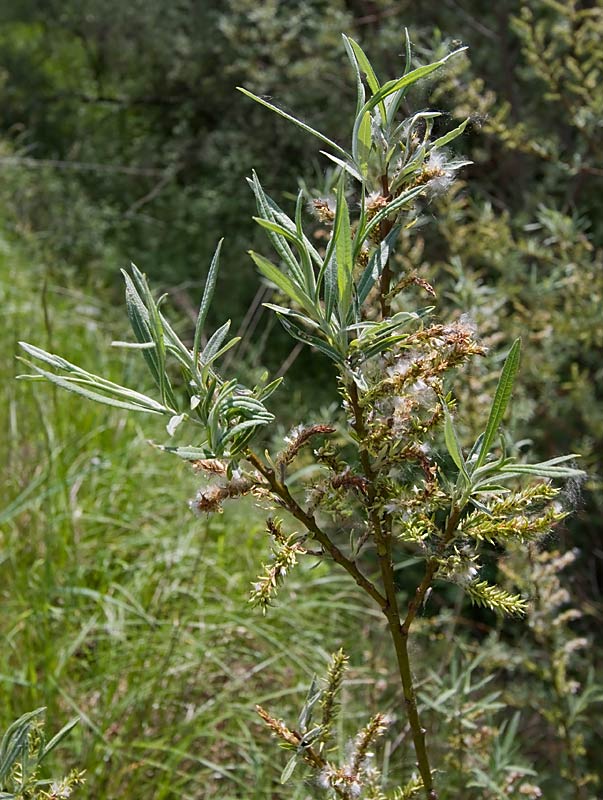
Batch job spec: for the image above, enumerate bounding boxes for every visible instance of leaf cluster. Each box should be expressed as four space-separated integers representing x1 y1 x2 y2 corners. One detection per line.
0 709 82 800
18 248 280 460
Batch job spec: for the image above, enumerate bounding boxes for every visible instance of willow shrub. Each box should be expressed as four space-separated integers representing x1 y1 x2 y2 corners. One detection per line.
18 34 585 799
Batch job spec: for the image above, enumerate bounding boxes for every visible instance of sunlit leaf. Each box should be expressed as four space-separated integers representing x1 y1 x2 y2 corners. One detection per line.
19 362 167 415
356 111 372 177
249 250 309 310
333 175 354 319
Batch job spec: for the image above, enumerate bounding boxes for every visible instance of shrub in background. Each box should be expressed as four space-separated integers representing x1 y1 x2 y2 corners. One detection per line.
422 0 603 534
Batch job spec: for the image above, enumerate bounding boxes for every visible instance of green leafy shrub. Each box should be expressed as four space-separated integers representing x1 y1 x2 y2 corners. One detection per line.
17 33 596 799
420 0 603 536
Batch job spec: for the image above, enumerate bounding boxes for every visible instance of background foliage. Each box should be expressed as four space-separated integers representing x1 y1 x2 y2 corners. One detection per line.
0 1 601 797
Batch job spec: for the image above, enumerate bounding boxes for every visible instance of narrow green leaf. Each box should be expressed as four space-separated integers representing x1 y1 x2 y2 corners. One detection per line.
250 174 323 268
467 432 485 464
0 709 45 764
249 251 308 309
220 417 272 447
470 457 513 486
526 454 583 468
342 36 375 170
319 150 363 183
17 342 78 372
471 485 510 497
40 717 79 761
347 37 384 108
499 461 585 479
121 269 162 387
403 28 412 75
349 39 387 141
356 225 401 305
194 238 223 364
198 376 218 420
383 28 414 124
201 336 241 370
475 339 521 470
316 184 343 306
298 675 321 732
429 118 469 151
111 340 157 349
254 214 315 296
442 402 470 484
211 377 238 407
18 343 171 411
323 254 338 323
153 444 209 460
221 395 271 416
200 321 232 365
253 217 299 244
19 362 167 415
349 309 425 337
334 175 354 320
295 190 316 294
263 303 320 329
356 111 372 177
277 314 344 364
256 376 283 401
0 715 35 781
160 312 196 372
127 265 177 410
280 755 298 784
341 34 366 118
249 174 305 284
237 87 350 160
352 333 408 362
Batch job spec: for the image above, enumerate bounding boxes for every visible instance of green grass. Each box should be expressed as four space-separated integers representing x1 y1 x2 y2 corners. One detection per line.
2 226 600 800
0 235 381 798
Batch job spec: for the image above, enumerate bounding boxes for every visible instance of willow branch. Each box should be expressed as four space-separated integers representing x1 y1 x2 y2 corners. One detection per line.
245 450 387 609
348 381 437 800
402 506 463 635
